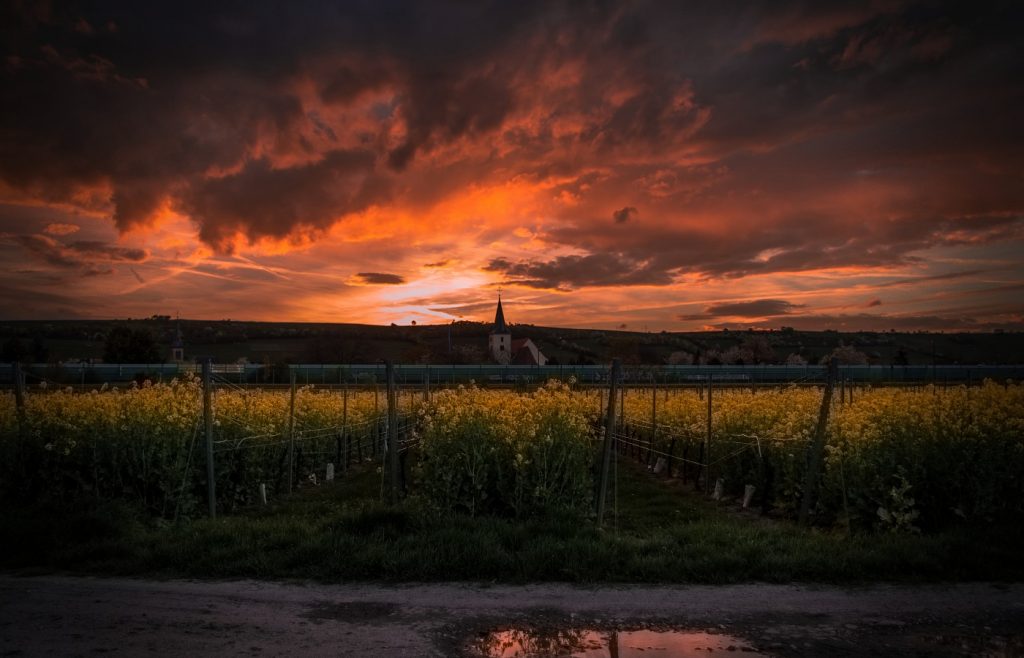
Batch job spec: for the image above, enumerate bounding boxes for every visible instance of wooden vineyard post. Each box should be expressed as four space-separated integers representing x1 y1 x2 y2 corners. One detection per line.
649 375 658 468
799 358 838 525
13 362 25 437
386 360 401 504
287 369 297 494
618 380 625 432
342 383 349 472
202 359 217 518
334 428 342 476
705 373 713 495
596 359 621 527
373 377 379 457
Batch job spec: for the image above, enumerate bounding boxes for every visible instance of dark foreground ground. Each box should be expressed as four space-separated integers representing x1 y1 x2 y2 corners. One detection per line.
0 575 1021 657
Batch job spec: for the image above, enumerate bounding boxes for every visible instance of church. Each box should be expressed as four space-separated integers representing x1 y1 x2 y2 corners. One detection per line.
488 294 548 366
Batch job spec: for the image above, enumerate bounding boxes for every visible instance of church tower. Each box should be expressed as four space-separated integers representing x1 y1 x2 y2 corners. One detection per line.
170 317 185 362
488 293 511 364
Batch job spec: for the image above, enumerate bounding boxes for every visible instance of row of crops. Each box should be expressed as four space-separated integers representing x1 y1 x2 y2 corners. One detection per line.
2 376 1022 531
0 374 396 517
620 381 1024 530
419 380 596 517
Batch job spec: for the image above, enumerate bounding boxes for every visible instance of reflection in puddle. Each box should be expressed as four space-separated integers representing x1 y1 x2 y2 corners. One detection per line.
473 628 769 657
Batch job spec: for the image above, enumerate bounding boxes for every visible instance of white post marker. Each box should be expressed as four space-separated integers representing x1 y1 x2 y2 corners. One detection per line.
743 484 756 508
259 483 267 505
325 463 335 482
712 478 724 501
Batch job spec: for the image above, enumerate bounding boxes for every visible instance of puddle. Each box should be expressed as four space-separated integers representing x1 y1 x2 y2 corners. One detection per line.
471 628 769 657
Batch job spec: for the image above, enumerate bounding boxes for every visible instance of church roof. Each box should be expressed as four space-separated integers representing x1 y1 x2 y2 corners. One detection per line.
511 338 545 365
492 296 509 334
512 342 540 365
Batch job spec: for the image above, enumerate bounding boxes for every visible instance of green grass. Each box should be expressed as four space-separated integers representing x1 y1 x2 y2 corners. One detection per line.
2 462 1022 583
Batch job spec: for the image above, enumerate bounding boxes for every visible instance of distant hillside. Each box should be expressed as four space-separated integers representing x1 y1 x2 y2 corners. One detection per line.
1 318 1022 365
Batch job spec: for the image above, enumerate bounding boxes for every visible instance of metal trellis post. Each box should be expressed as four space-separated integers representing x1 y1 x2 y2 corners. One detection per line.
799 358 838 525
596 358 621 527
202 359 217 518
287 369 296 494
386 360 401 503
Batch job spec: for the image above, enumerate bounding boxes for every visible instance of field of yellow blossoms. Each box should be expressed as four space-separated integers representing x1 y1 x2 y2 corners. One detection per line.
621 381 1024 530
0 374 389 516
418 380 597 517
2 376 1022 530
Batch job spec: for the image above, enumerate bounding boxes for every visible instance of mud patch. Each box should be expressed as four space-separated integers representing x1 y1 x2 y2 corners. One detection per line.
302 601 399 622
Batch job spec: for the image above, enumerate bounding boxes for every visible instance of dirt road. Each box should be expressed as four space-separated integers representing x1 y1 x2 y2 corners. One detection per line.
1 575 1021 656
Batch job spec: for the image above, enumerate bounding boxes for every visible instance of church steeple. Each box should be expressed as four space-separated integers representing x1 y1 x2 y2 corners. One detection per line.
493 291 508 334
171 313 185 362
488 291 511 364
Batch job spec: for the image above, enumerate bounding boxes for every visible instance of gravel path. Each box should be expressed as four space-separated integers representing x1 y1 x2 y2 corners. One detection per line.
1 575 1022 656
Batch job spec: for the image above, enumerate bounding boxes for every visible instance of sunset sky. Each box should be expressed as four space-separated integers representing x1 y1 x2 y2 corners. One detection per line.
1 1 1022 331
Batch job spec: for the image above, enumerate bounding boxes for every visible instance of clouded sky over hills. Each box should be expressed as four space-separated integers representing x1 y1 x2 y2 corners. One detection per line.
1 1 1021 330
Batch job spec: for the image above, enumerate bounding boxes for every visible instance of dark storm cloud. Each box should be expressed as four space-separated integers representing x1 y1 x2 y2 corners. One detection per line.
0 1 557 243
180 151 388 249
612 206 637 224
65 240 147 261
4 233 147 272
682 299 806 321
484 253 673 290
355 272 405 285
543 213 1024 284
689 3 1024 160
1 0 1022 261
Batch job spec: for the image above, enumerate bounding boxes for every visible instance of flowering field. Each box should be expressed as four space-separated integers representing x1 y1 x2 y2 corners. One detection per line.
0 375 388 516
621 381 1024 530
418 380 597 517
2 376 1022 531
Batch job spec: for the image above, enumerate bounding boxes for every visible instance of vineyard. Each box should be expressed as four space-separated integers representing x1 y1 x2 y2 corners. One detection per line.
618 381 1024 531
2 372 1023 533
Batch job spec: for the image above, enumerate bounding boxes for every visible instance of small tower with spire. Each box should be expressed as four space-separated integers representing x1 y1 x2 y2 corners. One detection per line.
488 290 512 364
170 315 185 362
